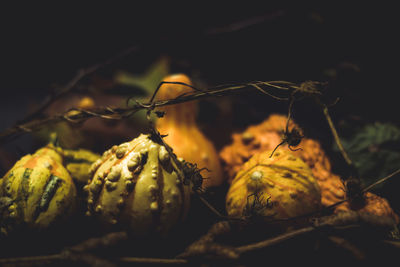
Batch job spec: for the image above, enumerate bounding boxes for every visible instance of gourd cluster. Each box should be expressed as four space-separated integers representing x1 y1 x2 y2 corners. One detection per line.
1 74 398 239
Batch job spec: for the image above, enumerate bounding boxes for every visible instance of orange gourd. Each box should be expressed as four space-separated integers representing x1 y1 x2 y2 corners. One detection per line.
335 192 400 223
155 74 223 189
220 114 399 223
219 114 345 207
226 149 321 220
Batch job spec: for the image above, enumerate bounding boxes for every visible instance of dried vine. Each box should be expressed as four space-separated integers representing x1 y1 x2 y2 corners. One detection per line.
0 211 397 265
0 80 313 144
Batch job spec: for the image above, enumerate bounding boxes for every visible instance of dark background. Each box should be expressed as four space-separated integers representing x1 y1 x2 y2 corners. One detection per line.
0 3 400 263
1 3 399 212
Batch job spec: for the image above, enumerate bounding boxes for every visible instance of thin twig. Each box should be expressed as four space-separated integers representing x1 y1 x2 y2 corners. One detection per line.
327 235 366 260
11 10 288 126
321 104 356 174
197 194 244 222
119 257 187 264
249 83 288 101
0 80 305 144
362 168 400 193
0 254 62 264
236 226 314 253
178 211 397 261
0 212 396 265
0 254 184 266
65 231 128 253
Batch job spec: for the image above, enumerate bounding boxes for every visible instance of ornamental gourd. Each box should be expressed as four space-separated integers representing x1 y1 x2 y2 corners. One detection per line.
0 144 77 235
220 114 399 223
84 134 190 236
226 149 321 219
220 114 348 207
155 74 223 189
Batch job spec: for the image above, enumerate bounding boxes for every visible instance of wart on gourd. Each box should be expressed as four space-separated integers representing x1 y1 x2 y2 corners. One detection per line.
226 149 322 220
84 134 190 237
0 144 77 235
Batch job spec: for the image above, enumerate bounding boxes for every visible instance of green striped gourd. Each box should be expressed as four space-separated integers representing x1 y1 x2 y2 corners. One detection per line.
84 134 190 236
0 145 77 235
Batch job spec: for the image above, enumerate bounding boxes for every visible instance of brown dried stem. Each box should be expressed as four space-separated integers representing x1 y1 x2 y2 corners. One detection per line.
0 211 397 265
0 80 308 144
327 235 366 260
118 257 187 265
362 168 400 193
64 231 128 253
177 211 397 261
321 104 355 172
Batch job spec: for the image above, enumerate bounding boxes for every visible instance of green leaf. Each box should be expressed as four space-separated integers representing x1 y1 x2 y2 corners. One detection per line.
333 122 400 188
114 57 170 95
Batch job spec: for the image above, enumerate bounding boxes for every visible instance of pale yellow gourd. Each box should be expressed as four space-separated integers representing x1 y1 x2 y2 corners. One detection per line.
85 134 190 236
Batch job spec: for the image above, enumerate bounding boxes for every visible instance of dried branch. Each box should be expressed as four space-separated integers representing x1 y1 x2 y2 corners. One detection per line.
327 235 366 260
235 226 314 254
177 211 397 261
0 254 62 265
177 221 235 259
0 232 126 266
322 103 356 174
0 211 397 265
118 257 187 265
0 80 310 144
0 253 184 267
64 231 128 253
362 168 400 193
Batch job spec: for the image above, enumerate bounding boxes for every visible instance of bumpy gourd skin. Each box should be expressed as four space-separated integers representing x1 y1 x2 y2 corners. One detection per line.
0 145 77 234
85 134 190 237
220 114 346 208
221 114 400 223
226 149 321 219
